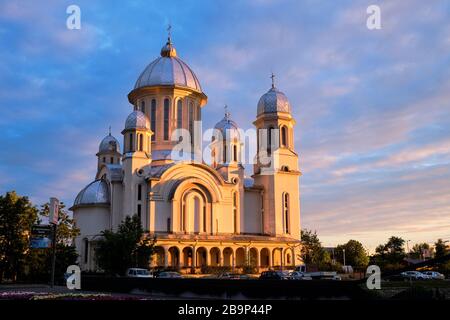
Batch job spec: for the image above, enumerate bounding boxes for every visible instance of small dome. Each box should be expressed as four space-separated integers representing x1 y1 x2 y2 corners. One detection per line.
257 86 291 116
73 179 110 207
125 110 150 130
99 134 120 153
134 39 202 92
213 111 240 141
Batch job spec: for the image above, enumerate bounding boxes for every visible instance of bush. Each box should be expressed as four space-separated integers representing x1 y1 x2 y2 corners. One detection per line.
200 266 232 274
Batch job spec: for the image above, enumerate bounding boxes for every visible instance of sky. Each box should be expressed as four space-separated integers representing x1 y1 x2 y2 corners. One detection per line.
0 0 449 253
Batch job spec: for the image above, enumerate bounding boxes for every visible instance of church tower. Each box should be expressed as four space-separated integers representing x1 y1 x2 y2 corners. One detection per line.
127 31 207 164
252 75 301 239
121 110 152 224
96 129 121 174
211 108 245 233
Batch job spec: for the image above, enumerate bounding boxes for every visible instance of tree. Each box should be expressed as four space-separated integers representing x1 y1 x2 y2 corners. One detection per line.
300 229 330 270
0 191 39 282
434 239 448 259
370 236 406 271
409 243 432 260
336 240 369 269
20 201 80 283
96 215 155 275
39 201 80 245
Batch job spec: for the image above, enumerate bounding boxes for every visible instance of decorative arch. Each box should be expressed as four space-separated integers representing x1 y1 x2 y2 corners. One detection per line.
179 186 211 233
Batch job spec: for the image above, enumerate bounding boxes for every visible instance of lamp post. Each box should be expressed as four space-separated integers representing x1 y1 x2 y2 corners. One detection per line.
343 249 346 267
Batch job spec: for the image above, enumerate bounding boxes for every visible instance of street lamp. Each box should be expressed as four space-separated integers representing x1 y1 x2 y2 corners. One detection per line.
343 249 346 266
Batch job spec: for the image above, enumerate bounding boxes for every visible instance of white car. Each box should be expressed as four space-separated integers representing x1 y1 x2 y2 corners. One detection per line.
289 271 312 280
421 271 445 280
400 271 429 280
125 268 153 278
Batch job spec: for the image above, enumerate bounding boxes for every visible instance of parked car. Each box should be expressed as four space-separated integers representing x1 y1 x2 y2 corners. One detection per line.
289 271 312 280
125 268 153 278
217 272 249 279
156 271 183 279
421 271 445 280
259 271 290 280
400 271 429 280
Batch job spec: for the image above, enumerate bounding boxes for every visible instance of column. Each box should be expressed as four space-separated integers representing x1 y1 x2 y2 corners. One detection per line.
255 249 260 272
163 246 169 268
268 249 272 269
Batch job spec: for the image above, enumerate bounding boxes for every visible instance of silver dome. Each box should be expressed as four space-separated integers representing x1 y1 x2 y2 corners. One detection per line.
73 179 110 207
257 86 291 116
134 40 202 92
99 134 120 153
213 112 240 141
125 110 150 130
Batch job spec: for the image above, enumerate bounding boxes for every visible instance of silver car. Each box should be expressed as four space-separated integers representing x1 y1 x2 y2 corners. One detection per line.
422 271 445 280
400 271 429 280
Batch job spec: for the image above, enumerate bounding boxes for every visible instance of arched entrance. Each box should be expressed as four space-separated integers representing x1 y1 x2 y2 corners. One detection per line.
260 248 270 268
235 248 246 267
249 248 258 268
223 247 233 267
210 247 221 266
182 247 193 267
168 246 180 268
153 246 165 267
272 248 283 268
196 247 207 267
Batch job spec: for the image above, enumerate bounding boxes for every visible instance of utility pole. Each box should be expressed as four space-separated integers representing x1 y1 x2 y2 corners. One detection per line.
49 197 59 288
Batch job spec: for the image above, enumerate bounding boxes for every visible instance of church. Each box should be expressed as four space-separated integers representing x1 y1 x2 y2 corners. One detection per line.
70 33 302 273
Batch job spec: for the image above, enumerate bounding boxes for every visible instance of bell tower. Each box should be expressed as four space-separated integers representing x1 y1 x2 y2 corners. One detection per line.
252 75 301 239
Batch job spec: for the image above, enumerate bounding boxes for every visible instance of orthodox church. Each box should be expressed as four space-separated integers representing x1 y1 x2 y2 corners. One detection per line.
70 34 302 273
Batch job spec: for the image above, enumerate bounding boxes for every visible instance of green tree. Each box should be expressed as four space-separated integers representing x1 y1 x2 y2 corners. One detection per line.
409 243 432 260
434 239 448 259
39 201 80 244
0 191 39 282
336 240 369 269
370 236 406 271
300 229 330 270
96 215 155 275
20 201 80 283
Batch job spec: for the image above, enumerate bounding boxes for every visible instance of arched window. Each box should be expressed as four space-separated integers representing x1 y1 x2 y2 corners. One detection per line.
233 192 238 233
129 134 133 152
233 144 237 162
137 184 142 201
140 100 145 114
102 157 106 163
281 126 287 147
163 98 170 140
188 102 194 145
223 144 227 164
137 204 141 219
84 239 89 264
150 99 156 141
177 99 183 129
267 127 274 154
138 134 143 151
202 205 207 233
283 193 290 234
196 104 201 121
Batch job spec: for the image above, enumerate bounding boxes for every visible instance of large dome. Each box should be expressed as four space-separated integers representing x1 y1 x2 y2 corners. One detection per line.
125 110 150 130
134 38 202 92
99 133 120 153
257 86 291 116
73 179 110 207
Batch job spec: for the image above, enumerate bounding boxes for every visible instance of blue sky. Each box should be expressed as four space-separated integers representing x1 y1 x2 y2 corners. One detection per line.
1 0 449 252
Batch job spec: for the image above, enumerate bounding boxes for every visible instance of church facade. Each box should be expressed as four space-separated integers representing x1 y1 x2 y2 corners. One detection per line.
70 35 302 273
